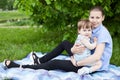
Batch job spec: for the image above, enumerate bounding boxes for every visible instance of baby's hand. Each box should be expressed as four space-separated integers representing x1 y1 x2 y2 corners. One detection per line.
93 37 97 42
75 43 81 47
71 43 85 54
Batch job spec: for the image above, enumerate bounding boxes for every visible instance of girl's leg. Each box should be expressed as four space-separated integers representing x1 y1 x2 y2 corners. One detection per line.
4 60 20 68
22 59 82 72
39 40 73 63
5 59 82 72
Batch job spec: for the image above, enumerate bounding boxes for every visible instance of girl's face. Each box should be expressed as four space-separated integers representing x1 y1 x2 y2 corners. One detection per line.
78 28 92 38
89 10 105 28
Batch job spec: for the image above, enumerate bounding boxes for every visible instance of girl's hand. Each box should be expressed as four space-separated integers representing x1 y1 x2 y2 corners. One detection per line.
70 56 77 66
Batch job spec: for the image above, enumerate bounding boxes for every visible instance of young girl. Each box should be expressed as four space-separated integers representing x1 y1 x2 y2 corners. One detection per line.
74 6 112 72
4 6 112 75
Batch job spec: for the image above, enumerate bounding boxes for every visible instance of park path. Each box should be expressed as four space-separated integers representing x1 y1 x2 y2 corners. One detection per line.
0 23 29 28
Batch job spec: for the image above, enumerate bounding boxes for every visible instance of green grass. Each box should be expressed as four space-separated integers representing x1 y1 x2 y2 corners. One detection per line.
0 10 119 67
110 37 120 66
0 28 64 61
0 27 119 66
0 10 30 27
0 10 28 21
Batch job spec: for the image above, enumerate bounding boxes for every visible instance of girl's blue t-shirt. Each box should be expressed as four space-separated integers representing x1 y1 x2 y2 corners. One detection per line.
91 24 112 71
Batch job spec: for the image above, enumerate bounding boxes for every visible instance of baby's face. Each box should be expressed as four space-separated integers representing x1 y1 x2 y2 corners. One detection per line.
78 28 92 38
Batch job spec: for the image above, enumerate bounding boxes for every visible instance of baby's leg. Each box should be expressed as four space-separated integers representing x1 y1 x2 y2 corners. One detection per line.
77 67 91 75
77 60 102 75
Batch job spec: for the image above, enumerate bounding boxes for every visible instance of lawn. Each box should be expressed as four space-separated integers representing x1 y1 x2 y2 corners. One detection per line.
0 10 28 21
0 10 30 27
0 27 64 61
0 27 119 67
0 10 119 67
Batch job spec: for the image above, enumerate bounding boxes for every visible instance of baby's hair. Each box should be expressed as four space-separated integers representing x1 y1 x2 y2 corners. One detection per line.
77 19 92 31
90 6 104 16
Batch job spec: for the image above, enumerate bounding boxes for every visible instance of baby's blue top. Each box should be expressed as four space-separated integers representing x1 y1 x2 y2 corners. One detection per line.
74 35 91 61
91 24 113 71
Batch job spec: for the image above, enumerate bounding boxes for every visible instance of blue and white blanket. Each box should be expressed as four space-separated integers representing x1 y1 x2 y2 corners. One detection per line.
0 52 120 80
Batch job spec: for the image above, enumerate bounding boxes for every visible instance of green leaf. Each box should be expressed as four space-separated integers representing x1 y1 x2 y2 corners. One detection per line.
91 0 96 5
45 0 51 5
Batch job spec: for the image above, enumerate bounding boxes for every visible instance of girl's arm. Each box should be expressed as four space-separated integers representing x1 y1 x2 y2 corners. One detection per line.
76 43 105 66
70 56 77 66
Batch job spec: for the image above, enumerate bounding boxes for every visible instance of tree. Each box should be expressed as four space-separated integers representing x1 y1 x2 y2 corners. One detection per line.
7 0 15 10
0 0 7 10
14 0 120 29
0 0 15 10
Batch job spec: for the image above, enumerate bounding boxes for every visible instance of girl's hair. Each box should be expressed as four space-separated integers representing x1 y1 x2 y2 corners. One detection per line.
90 6 104 16
77 19 92 31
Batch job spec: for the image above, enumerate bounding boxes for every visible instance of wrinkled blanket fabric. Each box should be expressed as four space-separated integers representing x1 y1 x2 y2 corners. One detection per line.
0 52 120 80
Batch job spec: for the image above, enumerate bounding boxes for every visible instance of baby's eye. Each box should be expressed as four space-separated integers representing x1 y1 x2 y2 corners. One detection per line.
88 29 91 31
90 16 94 19
96 16 100 19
